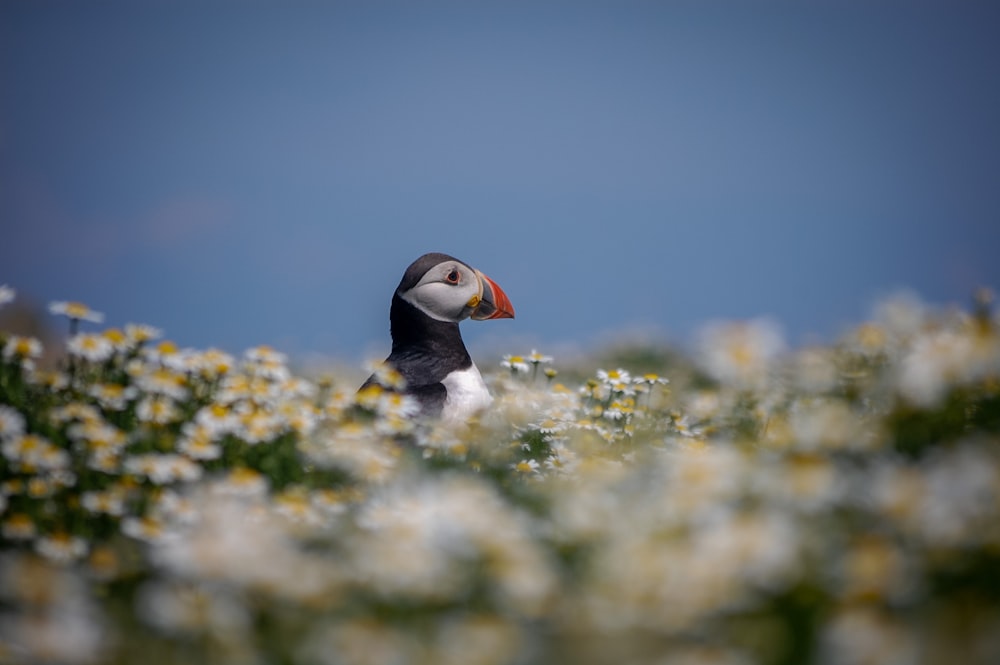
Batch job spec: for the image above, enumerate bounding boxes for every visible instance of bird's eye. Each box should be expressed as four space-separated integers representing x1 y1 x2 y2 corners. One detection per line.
445 269 460 284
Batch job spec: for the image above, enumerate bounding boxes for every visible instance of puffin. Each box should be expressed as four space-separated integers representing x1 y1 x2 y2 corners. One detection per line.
361 252 515 421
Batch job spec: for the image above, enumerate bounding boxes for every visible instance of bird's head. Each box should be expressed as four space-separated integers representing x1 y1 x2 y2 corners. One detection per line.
396 252 515 323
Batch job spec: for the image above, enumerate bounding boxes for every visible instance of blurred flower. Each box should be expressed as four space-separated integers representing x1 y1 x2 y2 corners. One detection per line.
364 360 407 391
2 433 70 472
136 395 181 425
2 335 42 369
2 514 37 540
67 333 115 363
513 458 541 474
244 345 290 381
697 319 785 389
874 290 927 340
50 402 103 426
0 405 26 442
0 284 15 307
136 581 250 639
49 301 104 324
81 488 128 517
502 354 530 374
788 398 869 451
272 486 326 527
820 607 916 665
917 442 1000 546
634 372 669 388
597 368 631 385
125 323 162 344
528 350 554 365
133 366 189 401
151 487 338 601
305 422 398 483
353 476 553 612
897 325 999 407
846 322 890 358
122 516 169 544
177 423 223 461
790 347 839 394
214 467 270 498
0 554 110 664
87 383 137 411
189 348 235 379
35 532 89 564
376 391 421 420
100 328 131 354
236 407 285 444
194 403 241 437
124 453 203 485
29 369 70 391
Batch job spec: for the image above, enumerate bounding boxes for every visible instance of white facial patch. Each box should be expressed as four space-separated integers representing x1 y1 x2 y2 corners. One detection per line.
399 263 480 323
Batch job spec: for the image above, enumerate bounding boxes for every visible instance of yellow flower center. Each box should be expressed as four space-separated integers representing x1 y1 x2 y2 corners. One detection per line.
65 302 90 318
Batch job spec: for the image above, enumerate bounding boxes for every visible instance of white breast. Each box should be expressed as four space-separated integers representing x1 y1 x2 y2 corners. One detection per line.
440 364 493 423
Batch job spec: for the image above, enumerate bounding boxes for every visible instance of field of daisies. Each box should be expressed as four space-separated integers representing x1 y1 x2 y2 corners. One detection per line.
2 284 1000 665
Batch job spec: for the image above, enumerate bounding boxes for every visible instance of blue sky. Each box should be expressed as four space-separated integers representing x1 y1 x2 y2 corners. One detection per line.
2 1 999 362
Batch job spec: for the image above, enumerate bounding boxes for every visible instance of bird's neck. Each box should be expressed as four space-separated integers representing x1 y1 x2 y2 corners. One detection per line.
390 294 471 359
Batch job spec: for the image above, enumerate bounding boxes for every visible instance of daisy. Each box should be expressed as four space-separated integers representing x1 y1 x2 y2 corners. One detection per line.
122 515 169 543
134 367 189 400
215 467 269 497
28 369 70 391
67 420 127 454
27 476 58 499
125 453 203 485
634 372 670 387
136 395 180 425
697 318 786 389
0 405 26 442
244 345 290 380
1 513 36 540
364 360 407 390
49 300 104 324
87 383 137 411
191 348 235 379
194 403 240 437
2 433 70 471
502 355 530 374
273 487 325 526
527 350 554 365
67 333 115 363
125 323 162 344
608 379 636 397
2 335 43 366
81 488 128 517
377 391 421 419
281 402 321 436
140 340 181 367
51 402 103 426
101 327 132 353
237 408 284 444
177 423 222 461
35 532 89 563
513 458 541 474
597 368 632 385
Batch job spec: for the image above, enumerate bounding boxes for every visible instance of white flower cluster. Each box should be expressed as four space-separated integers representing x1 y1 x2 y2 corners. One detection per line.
0 291 998 665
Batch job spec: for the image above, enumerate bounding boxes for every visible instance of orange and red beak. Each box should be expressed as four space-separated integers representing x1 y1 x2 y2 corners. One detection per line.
471 271 515 320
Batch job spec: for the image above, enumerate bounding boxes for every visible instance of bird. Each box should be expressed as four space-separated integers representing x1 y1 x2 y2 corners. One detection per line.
360 252 515 421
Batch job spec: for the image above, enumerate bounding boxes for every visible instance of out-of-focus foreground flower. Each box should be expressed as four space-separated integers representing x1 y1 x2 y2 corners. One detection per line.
0 290 998 664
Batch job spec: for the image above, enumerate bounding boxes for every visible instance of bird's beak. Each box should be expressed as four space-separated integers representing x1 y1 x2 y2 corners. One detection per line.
470 271 515 320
